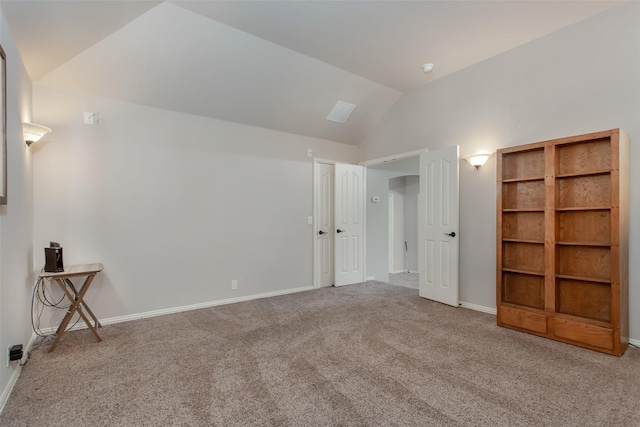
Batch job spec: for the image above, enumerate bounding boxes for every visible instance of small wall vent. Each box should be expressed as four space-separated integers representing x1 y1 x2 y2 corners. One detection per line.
326 100 356 124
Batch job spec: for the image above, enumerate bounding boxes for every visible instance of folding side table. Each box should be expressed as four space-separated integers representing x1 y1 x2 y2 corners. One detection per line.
40 263 104 352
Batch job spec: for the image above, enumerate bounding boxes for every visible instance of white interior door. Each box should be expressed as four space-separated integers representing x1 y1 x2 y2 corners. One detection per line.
317 163 334 287
334 163 365 286
418 146 459 306
388 194 394 274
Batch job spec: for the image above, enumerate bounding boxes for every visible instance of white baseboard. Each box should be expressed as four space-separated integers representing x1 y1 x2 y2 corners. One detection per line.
36 285 314 336
629 338 640 348
0 365 21 415
459 301 497 315
0 334 39 414
365 276 376 281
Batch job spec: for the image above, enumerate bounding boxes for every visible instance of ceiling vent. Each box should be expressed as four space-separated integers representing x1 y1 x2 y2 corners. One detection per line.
326 100 356 124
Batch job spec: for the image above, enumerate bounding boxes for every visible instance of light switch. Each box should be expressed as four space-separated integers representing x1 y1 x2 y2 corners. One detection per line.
84 112 95 125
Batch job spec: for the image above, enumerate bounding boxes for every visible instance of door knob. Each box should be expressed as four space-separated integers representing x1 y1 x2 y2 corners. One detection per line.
318 230 326 235
444 232 456 237
337 229 345 233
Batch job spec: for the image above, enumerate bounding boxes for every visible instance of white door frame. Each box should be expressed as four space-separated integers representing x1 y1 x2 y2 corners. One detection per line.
313 149 428 288
313 158 337 288
313 158 367 288
360 149 427 281
360 149 427 168
334 163 366 286
388 193 394 274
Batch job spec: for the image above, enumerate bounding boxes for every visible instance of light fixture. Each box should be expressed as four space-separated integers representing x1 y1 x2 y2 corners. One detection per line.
23 122 52 146
463 153 492 169
422 63 434 73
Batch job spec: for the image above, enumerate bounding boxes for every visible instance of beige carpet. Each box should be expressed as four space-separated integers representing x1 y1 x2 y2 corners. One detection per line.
2 281 640 426
389 272 419 289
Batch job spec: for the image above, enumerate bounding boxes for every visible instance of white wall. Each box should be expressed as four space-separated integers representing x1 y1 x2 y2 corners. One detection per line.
32 86 357 327
359 2 640 339
0 9 35 408
366 157 419 282
403 175 419 272
388 177 405 273
388 175 419 274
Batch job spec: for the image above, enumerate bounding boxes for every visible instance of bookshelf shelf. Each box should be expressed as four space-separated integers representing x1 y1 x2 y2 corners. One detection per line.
496 129 629 356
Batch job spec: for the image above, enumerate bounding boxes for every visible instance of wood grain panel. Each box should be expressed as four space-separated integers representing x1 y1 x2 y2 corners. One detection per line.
502 181 545 210
557 246 610 281
557 175 611 208
425 240 434 285
503 242 544 273
554 318 613 350
502 272 545 309
617 130 630 349
557 211 610 244
339 236 348 273
500 306 547 333
321 238 331 275
503 212 544 241
497 129 627 356
351 235 360 272
556 279 611 322
557 138 611 175
502 149 545 180
441 241 450 289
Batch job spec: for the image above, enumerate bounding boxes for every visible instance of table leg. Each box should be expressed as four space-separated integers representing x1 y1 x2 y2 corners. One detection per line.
64 278 102 329
48 275 102 352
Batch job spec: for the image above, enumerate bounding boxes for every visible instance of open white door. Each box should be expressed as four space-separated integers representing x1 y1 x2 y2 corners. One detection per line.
334 163 365 286
316 162 335 287
418 146 459 306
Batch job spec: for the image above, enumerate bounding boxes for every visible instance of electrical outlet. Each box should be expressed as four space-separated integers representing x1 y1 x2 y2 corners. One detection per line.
8 344 24 367
231 280 238 291
7 344 24 368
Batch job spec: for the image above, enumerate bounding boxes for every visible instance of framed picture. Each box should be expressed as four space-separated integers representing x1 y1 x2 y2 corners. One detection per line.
0 43 6 205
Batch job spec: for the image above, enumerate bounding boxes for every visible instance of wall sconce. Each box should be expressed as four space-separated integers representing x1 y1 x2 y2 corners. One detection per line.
463 153 492 169
23 122 52 146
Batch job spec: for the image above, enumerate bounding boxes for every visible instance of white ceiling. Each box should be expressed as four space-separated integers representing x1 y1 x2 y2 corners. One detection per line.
1 0 622 145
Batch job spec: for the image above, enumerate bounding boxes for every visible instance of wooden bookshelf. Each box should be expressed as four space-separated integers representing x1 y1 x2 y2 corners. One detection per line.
496 129 629 356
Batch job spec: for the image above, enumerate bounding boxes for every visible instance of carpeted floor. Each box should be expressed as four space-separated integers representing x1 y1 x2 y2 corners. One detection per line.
389 272 418 289
2 281 640 426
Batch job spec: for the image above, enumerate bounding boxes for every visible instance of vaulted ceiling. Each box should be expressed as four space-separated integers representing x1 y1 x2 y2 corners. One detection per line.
1 1 622 145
